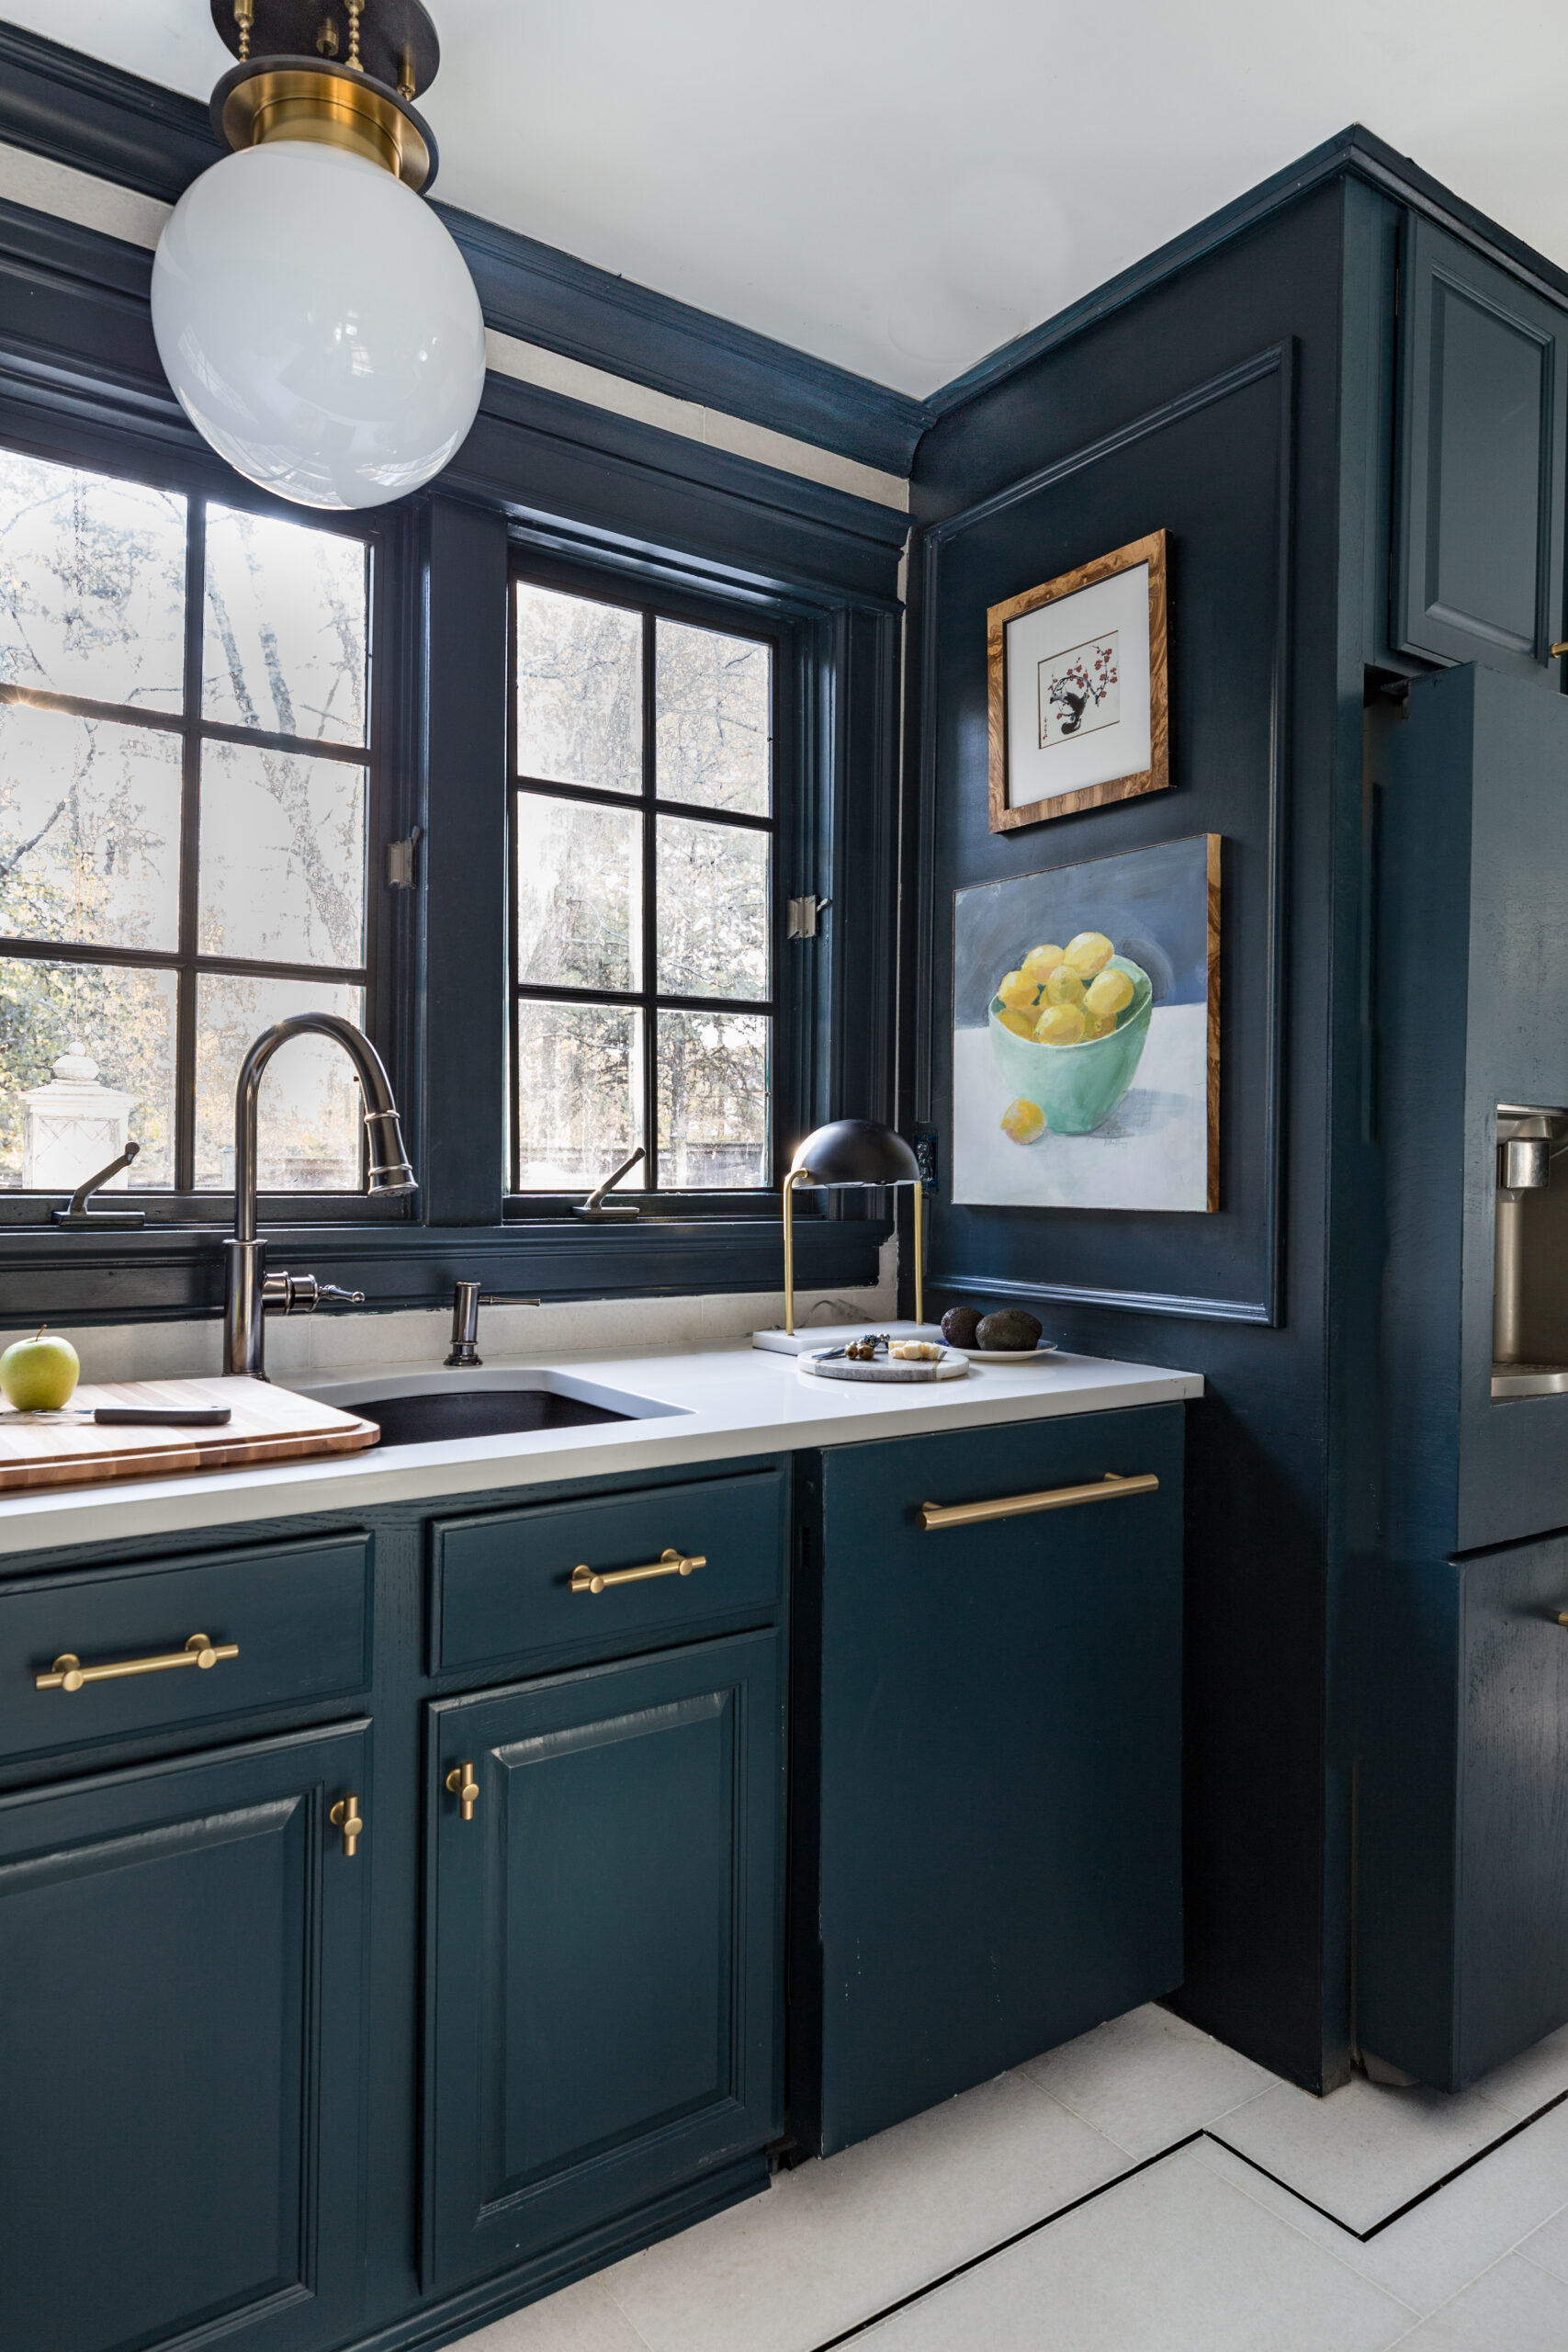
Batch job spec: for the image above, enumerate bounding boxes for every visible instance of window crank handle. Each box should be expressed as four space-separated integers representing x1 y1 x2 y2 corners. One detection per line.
262 1272 367 1315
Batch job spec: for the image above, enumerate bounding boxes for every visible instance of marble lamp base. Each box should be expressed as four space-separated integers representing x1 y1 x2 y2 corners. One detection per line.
751 1321 946 1356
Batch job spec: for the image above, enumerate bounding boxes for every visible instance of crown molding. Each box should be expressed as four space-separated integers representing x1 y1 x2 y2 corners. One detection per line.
0 19 930 478
925 124 1568 423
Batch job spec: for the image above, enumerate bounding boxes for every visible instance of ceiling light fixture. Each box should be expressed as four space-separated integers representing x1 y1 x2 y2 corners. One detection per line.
151 0 485 511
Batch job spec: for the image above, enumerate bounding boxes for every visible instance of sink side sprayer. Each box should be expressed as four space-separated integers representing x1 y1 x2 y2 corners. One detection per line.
223 1013 417 1379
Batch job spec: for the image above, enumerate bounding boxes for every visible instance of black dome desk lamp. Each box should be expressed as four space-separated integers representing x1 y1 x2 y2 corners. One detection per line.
752 1119 936 1354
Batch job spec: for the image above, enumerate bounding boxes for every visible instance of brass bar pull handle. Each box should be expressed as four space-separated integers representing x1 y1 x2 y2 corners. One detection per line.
330 1794 364 1857
919 1472 1159 1532
446 1761 479 1822
570 1548 707 1596
35 1631 240 1693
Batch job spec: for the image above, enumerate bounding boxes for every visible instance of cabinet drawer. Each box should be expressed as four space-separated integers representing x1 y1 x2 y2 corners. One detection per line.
0 1533 371 1764
431 1469 786 1675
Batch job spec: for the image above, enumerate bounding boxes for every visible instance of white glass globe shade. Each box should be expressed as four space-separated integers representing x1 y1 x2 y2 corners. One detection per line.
152 140 486 511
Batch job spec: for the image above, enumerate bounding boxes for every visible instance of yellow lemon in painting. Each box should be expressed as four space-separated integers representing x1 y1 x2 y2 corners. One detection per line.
996 967 1038 1011
1000 1097 1046 1144
1080 1010 1114 1040
1064 930 1114 978
1020 944 1065 984
1033 1001 1086 1046
1043 964 1083 1006
1084 967 1134 1020
997 1008 1036 1038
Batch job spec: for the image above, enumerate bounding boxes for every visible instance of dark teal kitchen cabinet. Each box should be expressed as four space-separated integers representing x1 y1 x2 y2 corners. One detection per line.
423 1628 784 2292
1359 1533 1568 2092
790 1406 1185 2154
1393 214 1568 678
0 1721 370 2352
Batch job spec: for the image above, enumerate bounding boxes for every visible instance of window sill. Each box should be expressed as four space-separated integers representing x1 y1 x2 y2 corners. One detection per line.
0 1214 891 1324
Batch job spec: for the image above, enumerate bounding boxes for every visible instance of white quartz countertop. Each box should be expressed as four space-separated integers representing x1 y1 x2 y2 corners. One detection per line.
0 1338 1202 1558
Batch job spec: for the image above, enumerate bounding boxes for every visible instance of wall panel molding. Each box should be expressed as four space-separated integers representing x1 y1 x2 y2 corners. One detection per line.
913 344 1296 1325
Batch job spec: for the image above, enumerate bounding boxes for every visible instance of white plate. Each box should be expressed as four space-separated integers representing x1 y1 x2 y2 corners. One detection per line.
958 1345 1059 1363
798 1346 970 1384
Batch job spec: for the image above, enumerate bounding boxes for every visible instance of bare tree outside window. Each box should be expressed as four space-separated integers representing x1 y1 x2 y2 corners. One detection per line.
512 579 773 1193
0 446 373 1196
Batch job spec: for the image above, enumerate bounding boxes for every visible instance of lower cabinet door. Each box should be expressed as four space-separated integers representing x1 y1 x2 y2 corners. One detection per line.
0 1723 369 2352
1359 1534 1568 2089
809 1407 1185 2152
423 1632 782 2292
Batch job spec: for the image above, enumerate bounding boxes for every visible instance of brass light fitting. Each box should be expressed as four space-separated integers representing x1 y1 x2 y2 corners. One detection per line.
209 0 442 190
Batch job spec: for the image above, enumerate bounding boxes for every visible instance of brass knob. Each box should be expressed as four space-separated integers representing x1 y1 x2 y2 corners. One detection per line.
330 1794 364 1857
446 1761 479 1822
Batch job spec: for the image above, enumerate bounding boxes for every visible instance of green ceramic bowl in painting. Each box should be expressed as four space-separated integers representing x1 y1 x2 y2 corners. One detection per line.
987 956 1153 1136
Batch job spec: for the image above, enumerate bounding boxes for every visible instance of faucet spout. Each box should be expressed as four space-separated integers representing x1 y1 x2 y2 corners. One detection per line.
224 1013 416 1377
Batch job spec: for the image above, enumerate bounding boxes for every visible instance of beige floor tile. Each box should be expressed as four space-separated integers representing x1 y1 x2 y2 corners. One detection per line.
857 2146 1415 2352
601 2067 1125 2352
1197 2102 1568 2316
1212 2074 1514 2232
1018 2001 1279 2156
1517 2198 1568 2285
1390 2252 1568 2348
1469 2023 1568 2120
446 2276 653 2352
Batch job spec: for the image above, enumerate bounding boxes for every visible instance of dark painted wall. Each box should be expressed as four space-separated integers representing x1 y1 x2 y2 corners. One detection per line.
905 183 1353 2089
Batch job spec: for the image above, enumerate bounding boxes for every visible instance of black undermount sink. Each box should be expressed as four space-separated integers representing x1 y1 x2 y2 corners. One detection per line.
349 1388 631 1447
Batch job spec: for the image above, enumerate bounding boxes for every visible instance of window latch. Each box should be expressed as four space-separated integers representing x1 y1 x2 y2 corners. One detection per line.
787 894 830 939
387 826 423 888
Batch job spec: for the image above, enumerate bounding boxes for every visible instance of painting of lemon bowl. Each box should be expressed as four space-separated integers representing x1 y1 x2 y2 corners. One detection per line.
987 953 1153 1134
952 834 1219 1214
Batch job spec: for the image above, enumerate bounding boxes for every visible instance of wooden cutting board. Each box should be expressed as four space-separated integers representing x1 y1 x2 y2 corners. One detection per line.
0 1375 381 1493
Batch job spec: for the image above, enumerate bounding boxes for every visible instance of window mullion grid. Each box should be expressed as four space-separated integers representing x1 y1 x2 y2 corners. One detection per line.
173 492 207 1194
507 572 521 1193
641 606 659 1191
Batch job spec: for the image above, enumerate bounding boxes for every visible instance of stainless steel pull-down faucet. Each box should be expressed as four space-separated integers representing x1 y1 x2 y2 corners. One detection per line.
223 1013 417 1378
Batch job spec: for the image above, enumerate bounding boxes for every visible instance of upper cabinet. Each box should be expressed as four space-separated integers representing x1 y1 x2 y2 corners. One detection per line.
1393 215 1568 678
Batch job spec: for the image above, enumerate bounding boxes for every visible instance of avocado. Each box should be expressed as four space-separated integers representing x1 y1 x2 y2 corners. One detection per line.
974 1309 1043 1352
941 1306 982 1348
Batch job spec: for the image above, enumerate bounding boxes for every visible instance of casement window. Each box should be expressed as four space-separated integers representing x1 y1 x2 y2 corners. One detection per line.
509 571 777 1196
0 441 375 1197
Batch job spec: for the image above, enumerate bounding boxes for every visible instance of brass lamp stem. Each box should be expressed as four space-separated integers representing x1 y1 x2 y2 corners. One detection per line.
783 1168 812 1338
911 1175 924 1329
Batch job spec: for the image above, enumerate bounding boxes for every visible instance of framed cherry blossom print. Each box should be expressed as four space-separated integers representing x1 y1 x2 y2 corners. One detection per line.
987 529 1168 831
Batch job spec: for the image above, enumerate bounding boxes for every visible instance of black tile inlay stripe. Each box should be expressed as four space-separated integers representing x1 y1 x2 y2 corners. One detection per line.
806 2137 1204 2351
803 2080 1568 2346
1210 2081 1568 2243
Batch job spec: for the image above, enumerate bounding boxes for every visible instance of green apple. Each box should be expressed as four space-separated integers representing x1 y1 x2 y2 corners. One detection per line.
0 1326 80 1411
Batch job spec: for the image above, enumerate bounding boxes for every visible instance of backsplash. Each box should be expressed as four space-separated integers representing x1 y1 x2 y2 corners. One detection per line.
6 1242 897 1385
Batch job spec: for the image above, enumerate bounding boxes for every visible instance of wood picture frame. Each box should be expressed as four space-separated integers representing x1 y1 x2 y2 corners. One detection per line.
987 528 1169 832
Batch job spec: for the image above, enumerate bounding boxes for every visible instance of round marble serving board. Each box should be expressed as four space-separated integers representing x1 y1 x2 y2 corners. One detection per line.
799 1347 970 1384
959 1345 1059 1363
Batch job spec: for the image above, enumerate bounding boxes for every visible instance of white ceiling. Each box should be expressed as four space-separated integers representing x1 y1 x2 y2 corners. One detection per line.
6 0 1568 399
